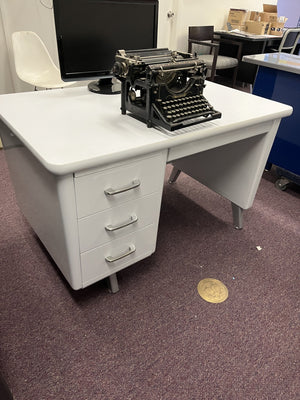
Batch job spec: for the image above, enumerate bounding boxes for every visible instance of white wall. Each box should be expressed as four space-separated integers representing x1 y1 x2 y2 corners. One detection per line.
0 8 13 94
0 0 277 94
164 0 278 51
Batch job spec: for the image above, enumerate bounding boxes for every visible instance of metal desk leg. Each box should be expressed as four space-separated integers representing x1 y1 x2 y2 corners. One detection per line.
0 373 13 400
106 273 119 293
168 167 181 183
231 202 243 230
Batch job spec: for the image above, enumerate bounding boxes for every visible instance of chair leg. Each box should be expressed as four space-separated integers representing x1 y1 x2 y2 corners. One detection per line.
232 66 238 88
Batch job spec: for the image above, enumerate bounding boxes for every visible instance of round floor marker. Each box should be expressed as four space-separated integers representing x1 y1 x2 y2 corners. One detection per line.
197 278 228 303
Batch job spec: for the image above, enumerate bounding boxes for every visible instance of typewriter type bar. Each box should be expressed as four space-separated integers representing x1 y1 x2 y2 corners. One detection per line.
113 48 221 131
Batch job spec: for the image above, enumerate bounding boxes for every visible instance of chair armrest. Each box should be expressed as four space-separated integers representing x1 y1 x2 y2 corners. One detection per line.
215 37 243 61
188 39 220 80
188 39 219 53
188 39 219 48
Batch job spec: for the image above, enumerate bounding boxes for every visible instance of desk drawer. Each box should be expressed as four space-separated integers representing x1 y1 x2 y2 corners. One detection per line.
78 193 161 253
75 153 166 218
81 224 157 287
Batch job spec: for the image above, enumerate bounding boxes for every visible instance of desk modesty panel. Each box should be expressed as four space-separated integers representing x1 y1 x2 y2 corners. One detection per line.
0 83 292 290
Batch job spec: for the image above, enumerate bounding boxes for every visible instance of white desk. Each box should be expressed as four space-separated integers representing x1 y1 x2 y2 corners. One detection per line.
0 83 292 292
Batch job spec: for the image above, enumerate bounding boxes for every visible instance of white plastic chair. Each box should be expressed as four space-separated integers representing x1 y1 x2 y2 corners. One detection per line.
12 31 76 90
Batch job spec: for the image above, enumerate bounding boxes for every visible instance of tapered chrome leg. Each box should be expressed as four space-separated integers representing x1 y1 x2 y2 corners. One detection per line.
106 273 119 293
231 202 243 230
168 167 181 184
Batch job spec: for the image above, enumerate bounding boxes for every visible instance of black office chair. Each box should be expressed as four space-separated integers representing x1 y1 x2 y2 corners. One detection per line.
270 28 300 54
188 26 243 87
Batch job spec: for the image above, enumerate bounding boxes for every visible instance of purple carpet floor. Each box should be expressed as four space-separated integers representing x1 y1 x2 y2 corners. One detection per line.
0 148 299 400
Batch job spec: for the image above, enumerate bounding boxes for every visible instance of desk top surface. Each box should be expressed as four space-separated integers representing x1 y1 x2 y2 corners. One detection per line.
0 82 292 175
215 30 281 42
243 52 300 74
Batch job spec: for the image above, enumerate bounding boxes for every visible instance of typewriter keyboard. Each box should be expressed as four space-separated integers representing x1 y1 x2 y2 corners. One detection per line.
156 94 220 124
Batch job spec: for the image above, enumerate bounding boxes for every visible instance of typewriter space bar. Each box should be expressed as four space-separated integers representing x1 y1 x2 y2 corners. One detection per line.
172 110 221 124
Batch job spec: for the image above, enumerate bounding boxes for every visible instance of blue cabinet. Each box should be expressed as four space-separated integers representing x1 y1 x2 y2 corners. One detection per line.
253 66 300 179
243 53 300 188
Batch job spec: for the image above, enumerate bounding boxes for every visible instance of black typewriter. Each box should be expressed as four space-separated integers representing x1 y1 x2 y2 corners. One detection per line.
113 48 221 131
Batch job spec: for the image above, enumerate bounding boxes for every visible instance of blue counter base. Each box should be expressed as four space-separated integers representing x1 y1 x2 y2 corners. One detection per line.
253 66 300 182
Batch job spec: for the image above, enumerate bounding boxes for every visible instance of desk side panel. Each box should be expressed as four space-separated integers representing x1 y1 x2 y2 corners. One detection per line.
0 120 82 289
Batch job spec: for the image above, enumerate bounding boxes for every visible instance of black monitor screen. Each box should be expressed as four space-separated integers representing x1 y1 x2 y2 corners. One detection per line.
53 0 158 92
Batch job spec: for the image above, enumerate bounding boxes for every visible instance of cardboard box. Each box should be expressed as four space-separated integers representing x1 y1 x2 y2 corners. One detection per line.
227 8 250 25
246 5 287 35
225 22 246 32
259 4 277 22
269 19 288 36
250 11 260 21
245 20 270 35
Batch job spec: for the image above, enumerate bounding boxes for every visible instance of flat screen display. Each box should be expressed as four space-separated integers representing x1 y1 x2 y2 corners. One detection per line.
53 0 158 81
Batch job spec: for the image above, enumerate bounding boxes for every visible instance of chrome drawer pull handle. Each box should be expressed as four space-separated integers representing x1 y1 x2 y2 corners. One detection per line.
105 244 136 263
105 215 138 232
104 179 140 196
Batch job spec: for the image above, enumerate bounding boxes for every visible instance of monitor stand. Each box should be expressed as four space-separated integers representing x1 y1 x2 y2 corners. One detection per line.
88 77 121 94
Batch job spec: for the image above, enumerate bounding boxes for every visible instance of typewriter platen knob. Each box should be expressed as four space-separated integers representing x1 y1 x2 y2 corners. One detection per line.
113 61 128 77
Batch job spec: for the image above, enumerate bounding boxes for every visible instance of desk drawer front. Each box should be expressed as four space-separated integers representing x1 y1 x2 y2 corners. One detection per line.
78 193 161 253
75 154 166 218
81 224 157 287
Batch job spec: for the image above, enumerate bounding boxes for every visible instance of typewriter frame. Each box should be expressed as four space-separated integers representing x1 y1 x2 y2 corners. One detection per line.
113 48 221 131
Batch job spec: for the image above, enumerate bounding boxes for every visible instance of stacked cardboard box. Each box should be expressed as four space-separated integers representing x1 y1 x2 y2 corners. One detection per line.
259 4 278 23
227 8 250 31
260 4 287 36
226 5 287 36
245 5 287 36
245 20 270 35
269 19 288 36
